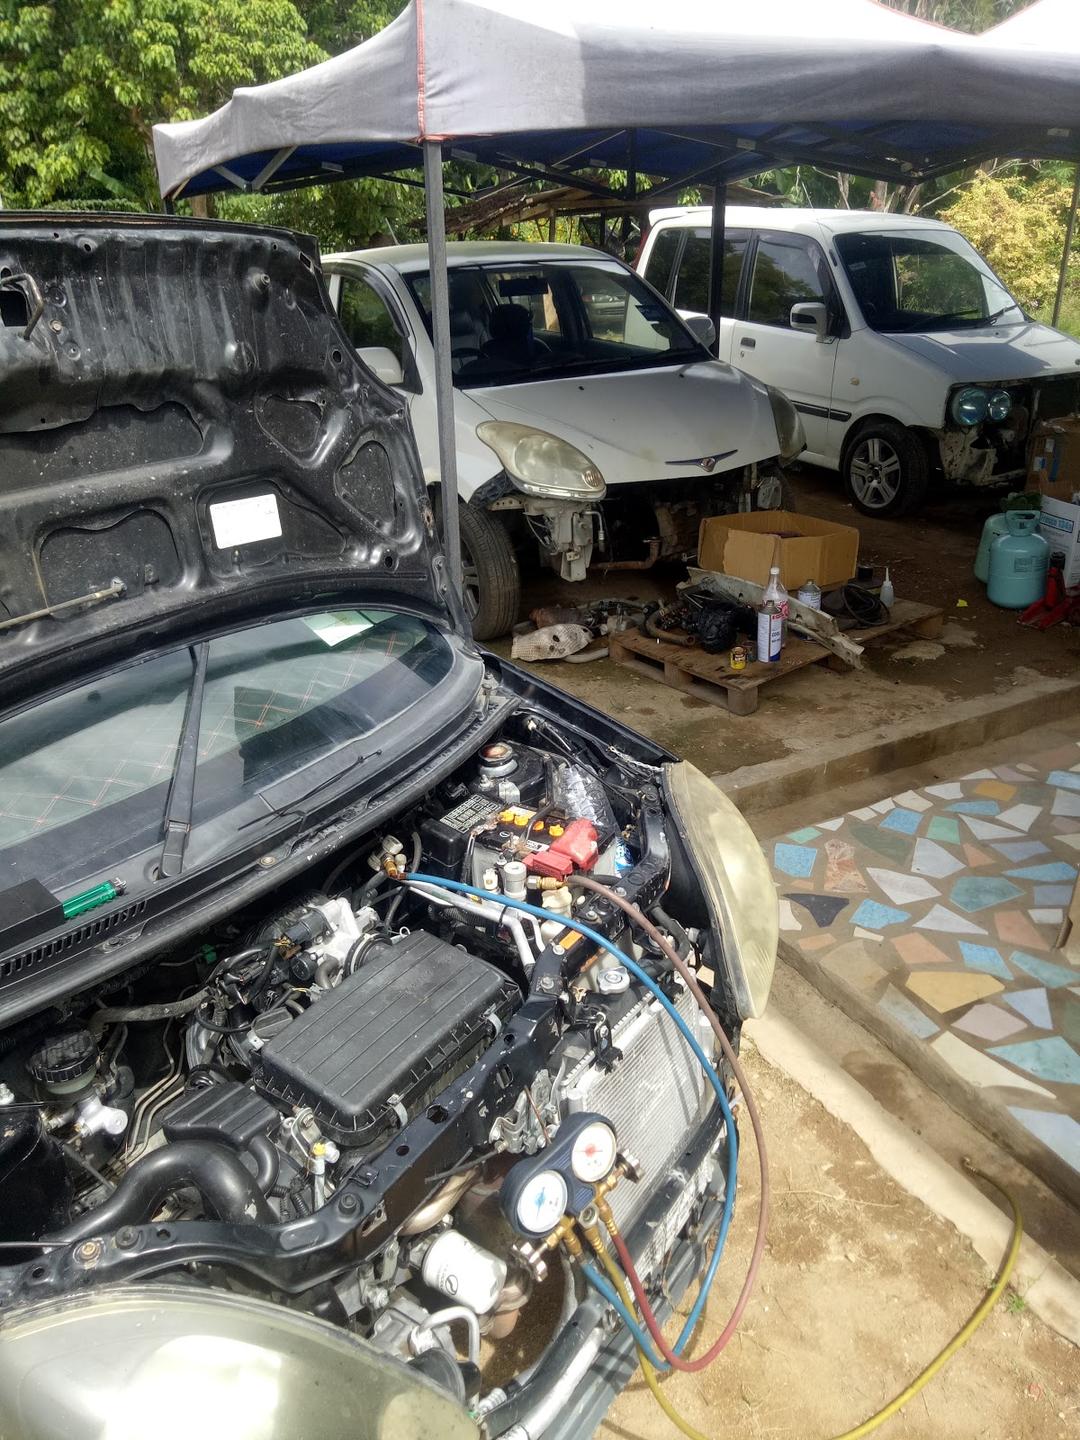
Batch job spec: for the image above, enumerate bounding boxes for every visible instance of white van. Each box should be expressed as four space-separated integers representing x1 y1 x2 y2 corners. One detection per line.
639 207 1080 517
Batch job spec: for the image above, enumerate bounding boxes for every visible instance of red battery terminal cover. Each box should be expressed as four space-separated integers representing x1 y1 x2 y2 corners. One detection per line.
524 817 599 880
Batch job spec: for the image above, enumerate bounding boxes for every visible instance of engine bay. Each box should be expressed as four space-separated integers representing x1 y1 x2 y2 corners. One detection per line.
0 709 735 1424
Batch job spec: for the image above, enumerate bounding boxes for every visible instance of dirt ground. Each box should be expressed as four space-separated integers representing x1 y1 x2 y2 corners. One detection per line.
494 467 1080 777
599 1042 1080 1440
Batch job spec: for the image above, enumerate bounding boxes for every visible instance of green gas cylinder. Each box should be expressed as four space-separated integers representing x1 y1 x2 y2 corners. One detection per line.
974 511 1010 583
987 510 1049 609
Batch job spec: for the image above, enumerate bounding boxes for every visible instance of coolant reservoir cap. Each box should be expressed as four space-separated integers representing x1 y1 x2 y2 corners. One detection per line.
27 1028 97 1090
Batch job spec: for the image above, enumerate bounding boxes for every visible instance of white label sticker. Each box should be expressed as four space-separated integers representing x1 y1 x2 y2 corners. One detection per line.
301 611 375 647
209 494 282 549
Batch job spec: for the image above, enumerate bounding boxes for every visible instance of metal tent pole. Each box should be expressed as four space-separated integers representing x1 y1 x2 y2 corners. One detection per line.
708 177 727 356
423 139 464 600
1052 163 1080 329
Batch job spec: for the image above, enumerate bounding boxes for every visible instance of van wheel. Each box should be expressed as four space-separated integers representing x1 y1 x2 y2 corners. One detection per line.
458 504 520 640
842 422 929 517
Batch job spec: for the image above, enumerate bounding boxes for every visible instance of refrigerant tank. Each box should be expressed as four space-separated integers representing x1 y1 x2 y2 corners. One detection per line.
987 510 1049 609
974 510 1010 583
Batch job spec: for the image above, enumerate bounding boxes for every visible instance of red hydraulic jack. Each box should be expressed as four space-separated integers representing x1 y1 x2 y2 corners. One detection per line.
1020 556 1080 629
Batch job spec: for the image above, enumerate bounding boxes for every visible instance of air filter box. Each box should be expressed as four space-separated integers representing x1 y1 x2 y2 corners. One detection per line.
252 930 518 1148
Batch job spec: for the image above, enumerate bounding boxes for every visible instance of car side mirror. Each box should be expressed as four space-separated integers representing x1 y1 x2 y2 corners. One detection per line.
684 313 717 349
357 346 405 386
790 302 829 343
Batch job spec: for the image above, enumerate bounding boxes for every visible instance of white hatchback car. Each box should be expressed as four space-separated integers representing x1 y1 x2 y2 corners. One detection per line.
639 207 1080 517
322 242 801 637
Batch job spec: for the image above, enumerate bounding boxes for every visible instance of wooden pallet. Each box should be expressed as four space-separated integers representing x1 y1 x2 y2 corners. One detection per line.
608 599 944 715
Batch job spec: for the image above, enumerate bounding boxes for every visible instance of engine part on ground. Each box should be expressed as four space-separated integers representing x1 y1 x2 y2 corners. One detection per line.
0 1285 479 1440
252 930 518 1148
0 1108 72 1241
821 582 888 629
420 1230 507 1315
510 623 593 661
26 1029 97 1097
48 1139 274 1242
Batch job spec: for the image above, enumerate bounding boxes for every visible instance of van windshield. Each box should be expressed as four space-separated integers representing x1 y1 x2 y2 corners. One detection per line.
406 259 706 386
835 231 1023 333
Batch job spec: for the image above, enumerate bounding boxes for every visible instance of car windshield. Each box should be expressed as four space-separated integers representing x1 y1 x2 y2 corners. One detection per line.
0 610 452 897
405 259 706 386
835 231 1023 333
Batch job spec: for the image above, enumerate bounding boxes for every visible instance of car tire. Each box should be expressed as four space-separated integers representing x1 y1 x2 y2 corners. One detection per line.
457 503 521 640
841 421 930 518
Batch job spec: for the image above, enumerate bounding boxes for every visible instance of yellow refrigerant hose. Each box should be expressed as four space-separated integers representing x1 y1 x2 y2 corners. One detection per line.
598 1163 1023 1440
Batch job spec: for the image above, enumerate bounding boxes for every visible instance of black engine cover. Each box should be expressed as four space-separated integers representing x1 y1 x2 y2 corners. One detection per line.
252 931 518 1147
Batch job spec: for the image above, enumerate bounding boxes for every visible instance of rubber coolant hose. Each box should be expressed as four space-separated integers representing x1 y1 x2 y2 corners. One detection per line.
50 1140 274 1241
570 874 769 1366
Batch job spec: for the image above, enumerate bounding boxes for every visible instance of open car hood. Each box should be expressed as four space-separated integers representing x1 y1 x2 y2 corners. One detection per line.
0 215 453 704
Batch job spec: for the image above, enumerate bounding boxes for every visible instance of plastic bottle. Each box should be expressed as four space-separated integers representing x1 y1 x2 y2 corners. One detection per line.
756 598 783 663
763 566 790 641
880 567 895 609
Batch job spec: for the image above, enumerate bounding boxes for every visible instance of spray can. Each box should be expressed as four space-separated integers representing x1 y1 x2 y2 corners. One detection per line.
756 598 783 663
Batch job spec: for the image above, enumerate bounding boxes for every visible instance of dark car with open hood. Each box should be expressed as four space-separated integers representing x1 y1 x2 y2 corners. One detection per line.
0 216 776 1440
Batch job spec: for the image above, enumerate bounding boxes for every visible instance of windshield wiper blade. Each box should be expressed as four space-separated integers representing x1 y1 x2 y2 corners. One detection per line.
158 642 209 880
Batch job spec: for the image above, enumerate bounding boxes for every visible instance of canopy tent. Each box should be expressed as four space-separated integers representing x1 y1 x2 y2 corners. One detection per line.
152 0 1080 599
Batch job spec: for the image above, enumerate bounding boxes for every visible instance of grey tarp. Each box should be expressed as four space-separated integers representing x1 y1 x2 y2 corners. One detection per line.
153 0 1080 200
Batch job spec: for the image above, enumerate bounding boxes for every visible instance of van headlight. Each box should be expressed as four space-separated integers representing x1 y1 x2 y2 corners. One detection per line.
664 761 778 1020
950 386 989 426
476 422 606 498
766 386 806 462
987 388 1012 422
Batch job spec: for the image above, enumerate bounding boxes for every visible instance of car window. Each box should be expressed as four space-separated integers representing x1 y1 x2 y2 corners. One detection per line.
0 611 452 893
835 231 1021 333
747 237 826 327
643 227 681 299
338 274 407 369
673 231 747 315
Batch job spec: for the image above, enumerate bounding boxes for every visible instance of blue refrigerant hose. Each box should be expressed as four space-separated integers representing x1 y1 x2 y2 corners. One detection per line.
404 873 737 1357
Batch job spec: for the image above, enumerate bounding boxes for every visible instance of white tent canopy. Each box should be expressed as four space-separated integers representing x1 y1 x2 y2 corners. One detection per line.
153 0 1080 202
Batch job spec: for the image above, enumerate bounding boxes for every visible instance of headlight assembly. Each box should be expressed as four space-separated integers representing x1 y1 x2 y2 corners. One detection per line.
950 386 989 426
476 421 606 498
987 388 1012 422
766 385 806 462
664 760 778 1020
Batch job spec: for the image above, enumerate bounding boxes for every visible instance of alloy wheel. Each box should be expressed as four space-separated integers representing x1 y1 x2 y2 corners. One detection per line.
848 436 903 510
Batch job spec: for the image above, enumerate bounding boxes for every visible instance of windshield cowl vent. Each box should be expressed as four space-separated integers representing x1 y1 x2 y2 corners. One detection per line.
0 900 148 983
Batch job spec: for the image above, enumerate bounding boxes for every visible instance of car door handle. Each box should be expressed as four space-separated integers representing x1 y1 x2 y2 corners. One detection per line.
739 336 756 349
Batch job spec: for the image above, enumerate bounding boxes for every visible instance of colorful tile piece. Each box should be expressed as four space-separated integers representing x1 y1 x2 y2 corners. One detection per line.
1033 885 1073 906
892 790 933 812
798 934 834 954
911 838 965 879
925 783 964 800
932 1032 1053 1097
993 911 1049 952
914 904 987 936
926 816 962 844
893 932 953 967
954 1004 1027 1041
961 769 997 780
778 898 803 932
786 826 821 843
990 841 1050 861
962 817 1024 840
1052 789 1080 818
908 970 1003 1014
850 899 911 931
1061 834 1080 853
773 842 817 879
866 867 940 906
958 941 1011 980
819 940 887 992
995 803 1042 832
950 876 1023 912
947 800 1001 816
815 818 846 832
848 806 879 821
988 1037 1080 1085
871 798 896 814
849 823 911 865
1005 862 1078 883
1029 908 1065 926
853 927 884 944
994 767 1031 783
1005 988 1053 1029
1008 950 1079 989
1048 769 1080 792
785 893 850 929
962 844 995 868
974 780 1017 802
881 808 922 835
878 986 939 1040
1008 1108 1080 1175
823 838 868 893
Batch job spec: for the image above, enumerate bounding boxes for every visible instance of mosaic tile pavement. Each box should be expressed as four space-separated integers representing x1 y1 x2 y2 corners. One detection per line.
770 741 1080 1193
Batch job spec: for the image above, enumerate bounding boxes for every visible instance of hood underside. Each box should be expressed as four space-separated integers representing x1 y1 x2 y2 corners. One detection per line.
0 215 449 703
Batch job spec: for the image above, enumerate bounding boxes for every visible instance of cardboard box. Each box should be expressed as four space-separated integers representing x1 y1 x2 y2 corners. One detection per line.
1028 418 1080 503
697 510 859 590
1039 493 1080 588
